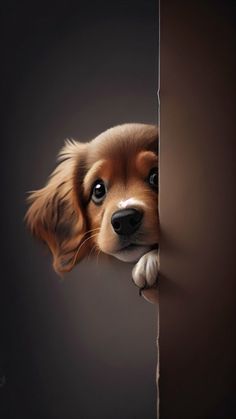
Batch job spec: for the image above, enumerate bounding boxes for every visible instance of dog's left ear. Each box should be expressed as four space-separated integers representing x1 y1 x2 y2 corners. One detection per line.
25 140 89 274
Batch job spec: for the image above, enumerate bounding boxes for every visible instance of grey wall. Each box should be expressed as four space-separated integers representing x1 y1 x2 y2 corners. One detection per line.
159 1 236 418
0 2 158 418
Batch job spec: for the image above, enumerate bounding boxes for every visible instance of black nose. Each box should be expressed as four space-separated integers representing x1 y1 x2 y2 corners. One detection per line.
111 209 143 236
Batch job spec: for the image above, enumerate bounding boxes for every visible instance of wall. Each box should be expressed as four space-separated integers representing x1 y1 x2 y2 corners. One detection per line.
159 1 236 418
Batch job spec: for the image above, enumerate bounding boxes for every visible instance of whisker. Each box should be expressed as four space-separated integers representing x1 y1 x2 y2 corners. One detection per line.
72 232 99 267
96 248 102 266
79 227 101 241
62 227 101 256
86 243 98 262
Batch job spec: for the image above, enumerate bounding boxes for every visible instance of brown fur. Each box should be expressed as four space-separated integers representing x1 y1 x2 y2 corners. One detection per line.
25 123 159 274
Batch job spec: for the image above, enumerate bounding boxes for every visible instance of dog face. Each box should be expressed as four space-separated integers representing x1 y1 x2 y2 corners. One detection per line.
26 123 159 273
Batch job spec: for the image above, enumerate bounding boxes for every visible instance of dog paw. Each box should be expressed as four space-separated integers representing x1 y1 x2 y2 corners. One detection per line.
132 249 159 290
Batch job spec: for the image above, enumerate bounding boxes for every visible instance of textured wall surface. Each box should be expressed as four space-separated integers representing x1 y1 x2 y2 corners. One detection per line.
159 1 236 418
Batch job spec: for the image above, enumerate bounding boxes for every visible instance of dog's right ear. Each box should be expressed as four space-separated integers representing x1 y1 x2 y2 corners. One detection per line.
25 140 90 274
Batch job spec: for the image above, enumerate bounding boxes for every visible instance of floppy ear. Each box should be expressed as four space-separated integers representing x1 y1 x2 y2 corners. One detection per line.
25 140 89 274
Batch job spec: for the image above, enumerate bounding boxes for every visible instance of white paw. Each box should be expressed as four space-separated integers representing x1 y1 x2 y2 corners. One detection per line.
132 249 159 289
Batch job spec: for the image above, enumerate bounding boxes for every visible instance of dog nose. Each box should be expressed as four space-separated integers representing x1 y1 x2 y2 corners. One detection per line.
111 209 143 236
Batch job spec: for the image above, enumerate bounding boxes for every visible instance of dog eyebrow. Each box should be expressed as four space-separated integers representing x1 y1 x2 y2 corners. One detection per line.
135 151 158 177
83 159 108 197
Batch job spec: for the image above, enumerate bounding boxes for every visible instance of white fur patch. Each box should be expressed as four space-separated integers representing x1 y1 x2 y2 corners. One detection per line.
112 245 150 263
118 198 146 209
132 249 159 288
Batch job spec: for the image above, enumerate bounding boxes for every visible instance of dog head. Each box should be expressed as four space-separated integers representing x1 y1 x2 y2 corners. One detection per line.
25 123 159 273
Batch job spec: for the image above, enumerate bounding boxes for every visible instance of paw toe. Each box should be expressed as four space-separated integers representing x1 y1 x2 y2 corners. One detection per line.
132 250 158 290
145 256 158 286
132 263 146 288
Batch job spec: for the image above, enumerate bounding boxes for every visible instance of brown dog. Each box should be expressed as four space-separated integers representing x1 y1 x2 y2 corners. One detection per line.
25 123 159 301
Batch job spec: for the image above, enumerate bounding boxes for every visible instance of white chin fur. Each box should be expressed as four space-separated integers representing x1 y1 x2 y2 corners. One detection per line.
111 245 151 263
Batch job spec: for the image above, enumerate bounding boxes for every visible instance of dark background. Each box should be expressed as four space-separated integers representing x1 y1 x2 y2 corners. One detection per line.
0 1 158 418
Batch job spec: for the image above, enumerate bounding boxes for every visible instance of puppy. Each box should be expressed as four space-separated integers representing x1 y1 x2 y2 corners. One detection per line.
25 123 159 301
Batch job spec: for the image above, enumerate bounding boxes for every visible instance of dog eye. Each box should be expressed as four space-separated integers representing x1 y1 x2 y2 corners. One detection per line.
148 168 158 189
91 180 107 204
